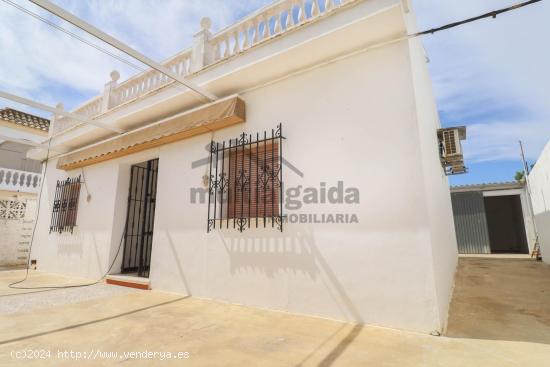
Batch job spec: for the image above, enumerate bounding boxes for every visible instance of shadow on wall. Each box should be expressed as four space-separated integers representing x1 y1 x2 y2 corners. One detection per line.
219 225 319 279
55 230 84 257
167 233 192 296
217 224 363 321
54 230 107 278
218 224 365 366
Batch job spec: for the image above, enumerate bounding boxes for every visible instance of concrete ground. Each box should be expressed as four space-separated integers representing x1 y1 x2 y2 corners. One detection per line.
0 259 549 366
447 257 550 344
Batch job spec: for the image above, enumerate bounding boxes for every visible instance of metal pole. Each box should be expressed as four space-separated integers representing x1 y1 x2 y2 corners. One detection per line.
29 0 218 102
0 90 125 133
0 134 66 153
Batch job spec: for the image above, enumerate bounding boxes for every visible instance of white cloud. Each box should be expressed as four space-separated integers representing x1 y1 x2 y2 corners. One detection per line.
0 0 270 110
464 120 550 163
412 0 550 162
1 0 548 164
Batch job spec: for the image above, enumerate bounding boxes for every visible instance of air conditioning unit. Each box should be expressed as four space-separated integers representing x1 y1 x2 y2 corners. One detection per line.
437 126 467 175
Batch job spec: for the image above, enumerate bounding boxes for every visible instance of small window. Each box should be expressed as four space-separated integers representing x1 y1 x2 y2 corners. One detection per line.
207 124 284 232
50 176 82 233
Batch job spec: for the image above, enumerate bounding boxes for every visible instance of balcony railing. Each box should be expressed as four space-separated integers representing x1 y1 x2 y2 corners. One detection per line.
52 0 358 135
0 168 42 194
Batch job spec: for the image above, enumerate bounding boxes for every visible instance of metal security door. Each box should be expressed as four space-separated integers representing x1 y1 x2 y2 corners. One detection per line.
121 159 159 277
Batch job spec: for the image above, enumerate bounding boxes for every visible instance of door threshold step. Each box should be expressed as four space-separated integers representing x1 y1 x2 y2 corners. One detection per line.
105 274 150 290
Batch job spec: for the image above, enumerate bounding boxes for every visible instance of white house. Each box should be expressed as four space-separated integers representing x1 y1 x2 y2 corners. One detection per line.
0 108 47 266
26 0 458 334
528 140 550 263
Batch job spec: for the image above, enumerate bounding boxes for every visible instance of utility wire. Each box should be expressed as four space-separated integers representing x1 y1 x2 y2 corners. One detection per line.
1 0 205 99
412 0 542 37
1 0 542 102
3 0 542 77
0 0 146 72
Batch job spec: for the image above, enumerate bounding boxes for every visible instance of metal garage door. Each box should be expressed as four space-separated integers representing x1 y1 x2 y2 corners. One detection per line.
451 191 491 254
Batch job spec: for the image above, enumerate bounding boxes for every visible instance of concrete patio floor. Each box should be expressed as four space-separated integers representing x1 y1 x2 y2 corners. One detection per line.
0 259 549 366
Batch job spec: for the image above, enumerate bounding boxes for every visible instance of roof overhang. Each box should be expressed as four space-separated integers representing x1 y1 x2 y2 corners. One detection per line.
451 181 525 193
55 95 245 171
44 1 407 153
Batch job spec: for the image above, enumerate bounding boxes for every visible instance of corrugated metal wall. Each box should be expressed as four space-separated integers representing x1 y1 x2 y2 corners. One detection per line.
451 192 491 254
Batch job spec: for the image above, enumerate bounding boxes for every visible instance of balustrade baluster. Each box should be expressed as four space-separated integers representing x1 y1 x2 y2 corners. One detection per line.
311 0 320 17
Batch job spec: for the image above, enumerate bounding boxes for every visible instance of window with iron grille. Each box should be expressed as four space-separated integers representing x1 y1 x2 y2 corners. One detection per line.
50 176 82 233
207 124 284 232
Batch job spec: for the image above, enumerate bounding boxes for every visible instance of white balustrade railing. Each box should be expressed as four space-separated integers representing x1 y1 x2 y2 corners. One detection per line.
210 0 351 63
113 49 192 106
53 0 355 135
0 168 41 194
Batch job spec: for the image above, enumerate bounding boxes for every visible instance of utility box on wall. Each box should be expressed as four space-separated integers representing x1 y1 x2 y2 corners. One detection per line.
438 126 467 175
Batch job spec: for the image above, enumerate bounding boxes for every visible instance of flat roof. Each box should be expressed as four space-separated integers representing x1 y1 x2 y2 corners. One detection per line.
451 181 524 193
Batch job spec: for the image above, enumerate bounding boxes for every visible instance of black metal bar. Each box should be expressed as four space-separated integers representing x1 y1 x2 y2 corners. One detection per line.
62 178 71 232
248 134 252 228
58 178 68 233
129 166 140 270
49 180 59 233
263 130 267 228
227 138 232 229
122 166 135 271
213 142 219 229
145 159 158 277
70 176 82 232
137 166 146 271
207 141 213 232
256 132 259 228
271 128 275 228
138 160 152 277
220 140 225 227
233 140 236 229
279 124 283 232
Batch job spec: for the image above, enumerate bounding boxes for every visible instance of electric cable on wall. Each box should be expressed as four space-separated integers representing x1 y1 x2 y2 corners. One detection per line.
8 141 127 290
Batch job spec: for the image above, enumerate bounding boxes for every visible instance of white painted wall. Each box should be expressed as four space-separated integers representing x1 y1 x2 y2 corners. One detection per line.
0 192 36 266
528 140 550 263
405 34 458 331
31 34 456 333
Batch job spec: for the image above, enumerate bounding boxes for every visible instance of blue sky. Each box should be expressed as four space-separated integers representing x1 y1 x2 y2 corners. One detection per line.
0 0 549 186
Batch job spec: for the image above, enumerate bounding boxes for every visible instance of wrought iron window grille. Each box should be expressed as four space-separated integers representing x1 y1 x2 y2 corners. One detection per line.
49 176 82 233
207 124 285 233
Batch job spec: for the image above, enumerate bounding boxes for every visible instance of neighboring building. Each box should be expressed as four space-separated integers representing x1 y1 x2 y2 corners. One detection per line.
26 0 458 334
450 182 536 255
528 140 550 263
0 108 48 266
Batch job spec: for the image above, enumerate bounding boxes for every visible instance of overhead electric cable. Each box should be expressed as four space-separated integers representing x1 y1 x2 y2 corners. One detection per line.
0 0 209 101
0 0 146 72
411 0 542 37
29 0 218 101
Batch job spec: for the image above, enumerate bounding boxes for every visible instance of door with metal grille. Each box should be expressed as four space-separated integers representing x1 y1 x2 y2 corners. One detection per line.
121 159 159 277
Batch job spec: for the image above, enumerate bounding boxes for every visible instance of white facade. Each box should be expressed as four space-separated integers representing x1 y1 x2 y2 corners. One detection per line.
28 0 458 333
528 140 550 263
0 120 45 267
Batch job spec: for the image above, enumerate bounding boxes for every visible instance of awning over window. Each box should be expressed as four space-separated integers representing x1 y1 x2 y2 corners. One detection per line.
57 96 245 170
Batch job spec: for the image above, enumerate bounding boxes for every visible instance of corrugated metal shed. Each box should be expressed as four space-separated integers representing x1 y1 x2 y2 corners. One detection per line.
451 191 491 254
